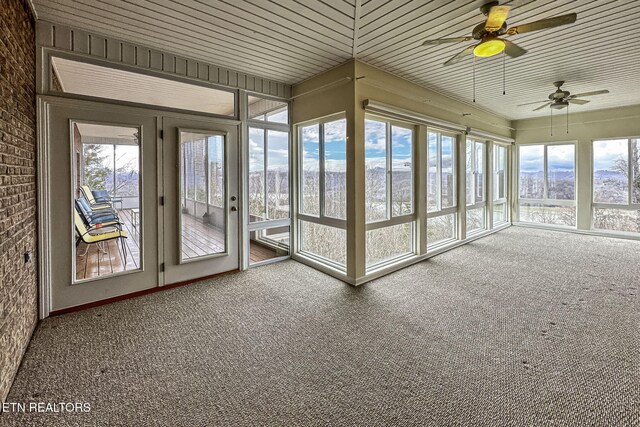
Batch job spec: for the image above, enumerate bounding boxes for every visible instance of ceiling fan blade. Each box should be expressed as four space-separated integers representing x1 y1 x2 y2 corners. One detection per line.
444 45 475 66
506 13 577 35
533 103 552 112
517 100 549 107
503 40 527 58
568 99 590 105
570 89 609 98
485 5 511 32
422 37 472 46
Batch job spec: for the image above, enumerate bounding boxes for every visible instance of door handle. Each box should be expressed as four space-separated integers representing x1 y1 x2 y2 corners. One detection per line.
230 206 237 212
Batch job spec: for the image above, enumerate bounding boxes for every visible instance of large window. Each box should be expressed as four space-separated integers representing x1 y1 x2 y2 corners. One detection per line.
466 138 486 233
592 138 640 233
365 118 413 222
364 117 415 269
427 130 457 248
518 143 576 226
493 144 508 225
298 117 347 269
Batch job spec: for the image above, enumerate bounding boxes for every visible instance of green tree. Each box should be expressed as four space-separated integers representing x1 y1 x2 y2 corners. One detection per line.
83 144 110 191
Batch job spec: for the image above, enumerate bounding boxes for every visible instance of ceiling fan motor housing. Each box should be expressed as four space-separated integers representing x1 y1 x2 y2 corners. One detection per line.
550 90 570 100
550 101 569 109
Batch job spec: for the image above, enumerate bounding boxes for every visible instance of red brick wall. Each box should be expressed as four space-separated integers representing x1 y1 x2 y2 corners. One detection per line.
0 0 37 403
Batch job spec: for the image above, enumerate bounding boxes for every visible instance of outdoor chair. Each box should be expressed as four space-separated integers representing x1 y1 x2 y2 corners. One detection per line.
76 198 120 226
80 185 112 209
91 189 112 204
74 209 128 262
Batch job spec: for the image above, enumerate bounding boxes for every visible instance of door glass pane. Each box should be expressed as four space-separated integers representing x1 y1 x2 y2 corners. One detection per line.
427 132 438 213
593 139 629 204
267 130 289 220
441 135 456 209
300 124 320 216
391 126 413 216
547 145 575 200
180 131 226 261
72 122 141 282
324 119 347 219
248 128 266 222
365 119 387 222
519 145 544 199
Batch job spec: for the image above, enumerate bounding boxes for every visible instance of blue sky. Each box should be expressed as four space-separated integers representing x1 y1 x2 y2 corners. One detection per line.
520 141 629 173
364 119 412 170
519 144 575 173
249 128 289 172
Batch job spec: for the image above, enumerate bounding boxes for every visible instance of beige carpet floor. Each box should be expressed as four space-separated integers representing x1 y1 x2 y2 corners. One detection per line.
2 227 639 426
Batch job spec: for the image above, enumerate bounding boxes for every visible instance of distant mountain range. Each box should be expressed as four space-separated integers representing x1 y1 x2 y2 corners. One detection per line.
522 170 627 182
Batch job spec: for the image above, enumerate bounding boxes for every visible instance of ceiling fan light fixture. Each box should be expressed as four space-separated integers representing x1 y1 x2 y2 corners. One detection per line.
473 38 505 57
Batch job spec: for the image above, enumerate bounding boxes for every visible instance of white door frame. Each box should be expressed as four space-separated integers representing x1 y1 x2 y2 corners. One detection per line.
37 95 242 318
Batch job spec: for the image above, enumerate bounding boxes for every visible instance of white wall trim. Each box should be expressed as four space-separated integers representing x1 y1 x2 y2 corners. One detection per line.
37 98 52 319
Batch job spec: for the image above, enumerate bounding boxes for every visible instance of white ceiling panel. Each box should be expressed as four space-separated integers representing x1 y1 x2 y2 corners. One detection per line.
33 0 640 120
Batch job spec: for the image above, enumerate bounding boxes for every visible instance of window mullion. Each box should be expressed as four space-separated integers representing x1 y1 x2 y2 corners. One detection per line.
627 139 634 207
319 123 326 218
387 124 392 219
471 140 476 206
436 133 442 211
543 145 548 200
263 131 269 219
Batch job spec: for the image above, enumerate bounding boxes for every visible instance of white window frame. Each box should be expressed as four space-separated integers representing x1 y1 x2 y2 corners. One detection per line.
245 93 292 267
364 114 417 271
492 143 509 226
465 138 487 234
426 129 459 249
591 137 640 233
516 142 577 228
295 113 348 271
365 115 416 225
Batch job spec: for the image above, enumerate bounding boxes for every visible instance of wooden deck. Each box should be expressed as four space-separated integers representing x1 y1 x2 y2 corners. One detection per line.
75 209 140 281
76 209 284 280
180 214 225 260
249 242 279 264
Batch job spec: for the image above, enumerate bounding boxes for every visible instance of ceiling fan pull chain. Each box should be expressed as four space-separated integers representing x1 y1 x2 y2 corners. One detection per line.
566 104 569 134
502 50 506 95
550 107 553 137
473 55 476 102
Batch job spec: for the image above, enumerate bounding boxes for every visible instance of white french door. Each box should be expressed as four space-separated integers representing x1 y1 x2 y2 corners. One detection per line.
43 98 159 312
161 116 240 284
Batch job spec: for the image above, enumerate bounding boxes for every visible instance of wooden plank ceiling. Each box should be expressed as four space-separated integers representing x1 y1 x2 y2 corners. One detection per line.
32 0 640 120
